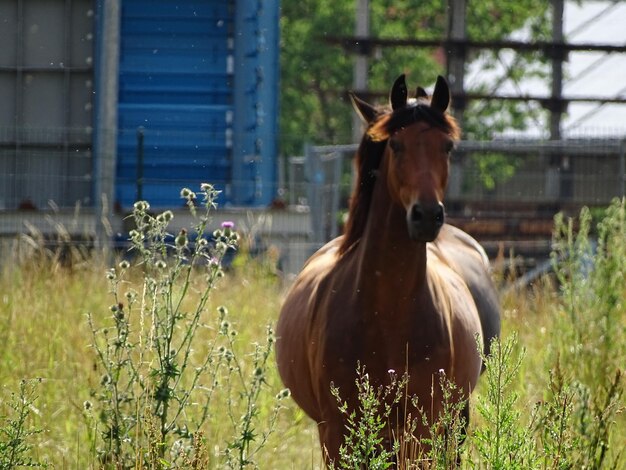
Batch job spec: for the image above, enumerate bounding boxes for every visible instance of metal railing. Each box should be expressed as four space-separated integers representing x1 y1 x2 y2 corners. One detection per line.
1 136 625 274
290 137 626 247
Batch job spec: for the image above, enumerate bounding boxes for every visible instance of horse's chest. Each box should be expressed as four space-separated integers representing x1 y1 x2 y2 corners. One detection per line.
320 290 449 374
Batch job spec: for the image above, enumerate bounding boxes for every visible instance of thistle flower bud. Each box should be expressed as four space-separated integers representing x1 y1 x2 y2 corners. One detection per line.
221 221 235 237
175 228 188 248
133 200 150 212
128 229 143 242
180 187 196 200
155 210 173 223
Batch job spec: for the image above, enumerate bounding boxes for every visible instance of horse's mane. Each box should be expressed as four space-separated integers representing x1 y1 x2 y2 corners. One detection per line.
339 103 460 255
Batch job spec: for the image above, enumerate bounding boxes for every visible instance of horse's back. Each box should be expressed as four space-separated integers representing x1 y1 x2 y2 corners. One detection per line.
429 224 501 357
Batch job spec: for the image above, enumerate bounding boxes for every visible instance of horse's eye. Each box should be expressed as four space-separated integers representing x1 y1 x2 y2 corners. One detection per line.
444 140 454 155
389 138 403 154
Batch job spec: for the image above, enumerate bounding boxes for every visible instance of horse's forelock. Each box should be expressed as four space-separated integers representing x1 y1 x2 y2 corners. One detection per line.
367 104 459 142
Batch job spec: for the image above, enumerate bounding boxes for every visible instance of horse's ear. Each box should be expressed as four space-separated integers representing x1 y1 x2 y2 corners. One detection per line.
349 92 378 124
430 75 450 113
415 86 428 99
390 74 408 110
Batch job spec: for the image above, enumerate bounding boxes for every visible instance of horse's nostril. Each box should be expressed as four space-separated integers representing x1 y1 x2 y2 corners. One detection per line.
411 205 423 222
434 204 445 226
435 208 444 222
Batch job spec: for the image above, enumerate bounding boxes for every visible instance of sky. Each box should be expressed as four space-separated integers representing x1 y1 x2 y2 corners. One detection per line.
466 0 626 138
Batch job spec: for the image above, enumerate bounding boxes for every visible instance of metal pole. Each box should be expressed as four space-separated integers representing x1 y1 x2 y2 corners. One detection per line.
550 0 564 140
551 0 573 201
619 137 626 197
329 153 342 239
447 0 466 129
352 0 369 143
136 126 145 201
544 0 566 201
94 0 120 253
305 144 324 247
446 0 467 201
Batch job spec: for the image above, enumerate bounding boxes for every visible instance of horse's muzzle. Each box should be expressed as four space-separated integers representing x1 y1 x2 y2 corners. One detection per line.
407 202 445 242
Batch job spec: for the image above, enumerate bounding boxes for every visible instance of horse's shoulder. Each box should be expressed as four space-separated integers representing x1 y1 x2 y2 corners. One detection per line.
288 236 343 297
301 236 344 269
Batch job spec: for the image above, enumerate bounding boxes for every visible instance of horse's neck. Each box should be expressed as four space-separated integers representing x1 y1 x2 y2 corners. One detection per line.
357 181 428 295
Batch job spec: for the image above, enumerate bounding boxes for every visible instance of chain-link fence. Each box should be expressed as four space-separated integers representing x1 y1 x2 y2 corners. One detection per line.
1 136 625 274
290 137 626 266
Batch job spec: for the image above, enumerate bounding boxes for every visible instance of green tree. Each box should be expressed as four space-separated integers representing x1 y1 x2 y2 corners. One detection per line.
279 0 550 156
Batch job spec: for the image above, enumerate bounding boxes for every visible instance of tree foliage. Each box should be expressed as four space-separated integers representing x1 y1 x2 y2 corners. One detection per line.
280 0 550 156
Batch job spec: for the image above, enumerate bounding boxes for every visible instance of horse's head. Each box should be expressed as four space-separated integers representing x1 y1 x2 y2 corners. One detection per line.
350 75 459 242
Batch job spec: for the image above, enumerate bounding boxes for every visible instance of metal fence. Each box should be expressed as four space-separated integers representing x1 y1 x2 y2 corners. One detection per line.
294 138 626 248
1 136 625 274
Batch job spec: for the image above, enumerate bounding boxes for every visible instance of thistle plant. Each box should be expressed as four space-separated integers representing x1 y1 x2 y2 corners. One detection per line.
472 334 537 470
418 371 469 469
0 378 47 469
87 183 284 468
329 365 405 470
328 367 473 469
535 358 576 469
221 321 290 468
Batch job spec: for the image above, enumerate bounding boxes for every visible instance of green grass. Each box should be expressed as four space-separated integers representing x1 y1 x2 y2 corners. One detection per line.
1 199 625 468
1 254 323 468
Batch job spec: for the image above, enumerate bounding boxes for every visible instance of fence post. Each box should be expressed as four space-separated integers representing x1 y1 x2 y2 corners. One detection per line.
136 126 145 201
619 137 626 197
329 152 342 240
305 144 324 247
94 0 121 256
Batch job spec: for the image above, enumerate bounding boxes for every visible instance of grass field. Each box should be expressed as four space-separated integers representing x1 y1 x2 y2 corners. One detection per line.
1 198 624 469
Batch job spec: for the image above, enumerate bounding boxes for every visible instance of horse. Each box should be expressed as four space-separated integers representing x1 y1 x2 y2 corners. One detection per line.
276 75 500 464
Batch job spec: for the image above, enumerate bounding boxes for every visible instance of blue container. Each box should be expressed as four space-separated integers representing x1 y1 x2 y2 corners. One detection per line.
113 0 237 209
109 0 280 209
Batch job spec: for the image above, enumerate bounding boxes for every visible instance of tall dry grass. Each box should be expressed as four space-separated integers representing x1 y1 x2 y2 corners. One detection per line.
0 198 624 468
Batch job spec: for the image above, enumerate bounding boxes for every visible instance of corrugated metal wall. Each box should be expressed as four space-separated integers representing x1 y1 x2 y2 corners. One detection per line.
0 0 94 210
0 0 280 211
115 0 235 208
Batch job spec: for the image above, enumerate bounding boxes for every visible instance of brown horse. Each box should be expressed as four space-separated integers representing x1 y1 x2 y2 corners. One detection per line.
276 75 500 464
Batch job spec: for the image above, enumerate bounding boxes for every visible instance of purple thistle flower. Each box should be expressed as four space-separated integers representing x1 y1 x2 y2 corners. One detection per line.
221 221 235 229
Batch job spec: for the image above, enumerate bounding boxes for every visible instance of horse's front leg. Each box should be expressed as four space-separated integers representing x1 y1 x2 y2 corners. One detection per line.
318 419 345 466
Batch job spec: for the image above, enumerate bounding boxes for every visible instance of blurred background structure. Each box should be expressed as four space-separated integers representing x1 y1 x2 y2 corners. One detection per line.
0 0 624 275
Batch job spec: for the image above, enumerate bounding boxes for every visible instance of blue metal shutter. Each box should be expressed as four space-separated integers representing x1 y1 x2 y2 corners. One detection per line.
116 0 233 208
231 0 279 207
